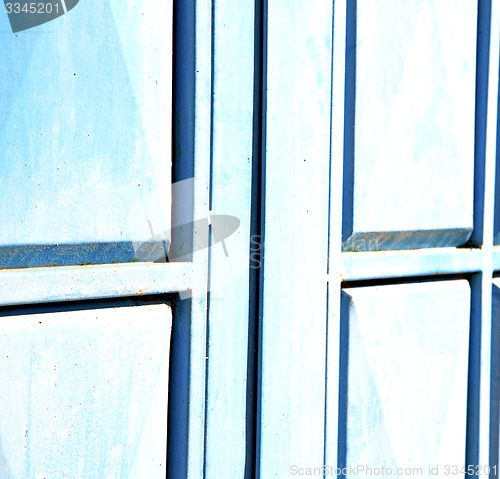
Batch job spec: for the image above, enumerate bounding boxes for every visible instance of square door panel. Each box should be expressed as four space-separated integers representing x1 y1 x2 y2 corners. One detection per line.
340 281 470 475
0 0 172 268
0 303 171 478
343 0 476 251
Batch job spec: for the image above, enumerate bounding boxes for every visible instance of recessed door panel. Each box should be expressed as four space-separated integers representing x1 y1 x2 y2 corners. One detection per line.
0 303 171 478
0 0 172 268
340 280 470 474
343 0 476 251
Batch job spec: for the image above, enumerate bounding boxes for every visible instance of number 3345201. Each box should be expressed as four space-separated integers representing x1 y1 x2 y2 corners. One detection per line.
5 3 60 14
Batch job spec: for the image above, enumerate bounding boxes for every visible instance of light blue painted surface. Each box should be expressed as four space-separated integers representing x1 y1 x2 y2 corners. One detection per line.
0 303 171 478
491 279 500 469
0 0 172 265
0 0 498 476
203 0 254 475
343 0 477 251
258 0 333 476
324 0 347 471
341 247 482 281
493 247 500 272
472 0 500 469
178 0 212 476
325 5 496 474
0 262 192 306
340 281 470 476
165 0 206 476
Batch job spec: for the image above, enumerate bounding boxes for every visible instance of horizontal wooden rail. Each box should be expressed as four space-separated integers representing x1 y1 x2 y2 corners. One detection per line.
0 262 193 306
340 248 484 282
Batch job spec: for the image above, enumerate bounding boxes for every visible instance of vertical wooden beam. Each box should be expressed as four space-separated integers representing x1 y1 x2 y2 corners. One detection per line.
325 0 347 470
258 0 333 475
204 0 255 475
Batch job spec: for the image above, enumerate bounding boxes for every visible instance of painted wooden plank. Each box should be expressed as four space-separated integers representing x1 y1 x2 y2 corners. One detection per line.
474 0 500 469
490 279 500 470
183 0 212 475
258 0 333 476
341 247 482 281
324 0 347 471
340 280 470 476
203 0 254 475
0 303 171 478
165 0 212 476
473 0 494 249
343 0 477 251
0 262 192 306
0 0 172 265
166 0 212 475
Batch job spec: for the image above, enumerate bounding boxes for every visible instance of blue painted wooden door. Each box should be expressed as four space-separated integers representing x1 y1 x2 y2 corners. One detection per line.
3 0 500 477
